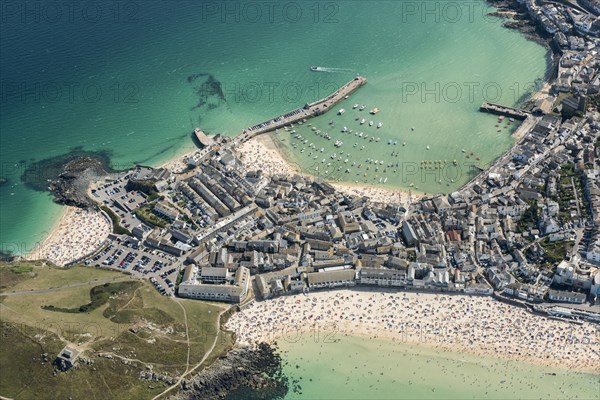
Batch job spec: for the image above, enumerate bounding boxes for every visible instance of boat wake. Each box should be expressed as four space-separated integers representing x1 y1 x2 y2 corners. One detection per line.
310 66 353 73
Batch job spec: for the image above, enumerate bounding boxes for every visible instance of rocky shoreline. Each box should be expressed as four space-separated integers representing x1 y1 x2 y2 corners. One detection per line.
171 342 298 400
487 0 552 48
21 149 118 209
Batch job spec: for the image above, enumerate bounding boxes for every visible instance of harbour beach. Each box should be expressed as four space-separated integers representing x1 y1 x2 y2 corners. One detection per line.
237 133 421 206
227 289 600 374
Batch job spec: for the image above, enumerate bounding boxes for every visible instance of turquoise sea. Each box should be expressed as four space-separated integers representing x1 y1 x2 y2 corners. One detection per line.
0 1 548 255
278 335 600 399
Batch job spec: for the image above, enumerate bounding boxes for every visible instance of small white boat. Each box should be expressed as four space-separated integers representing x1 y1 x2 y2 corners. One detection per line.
426 145 430 150
360 118 366 125
359 105 366 111
338 109 345 115
377 122 382 128
369 121 373 126
353 104 359 109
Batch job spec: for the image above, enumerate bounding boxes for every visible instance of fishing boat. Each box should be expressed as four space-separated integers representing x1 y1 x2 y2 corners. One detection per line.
360 118 366 125
353 104 359 109
338 108 345 115
370 107 380 114
359 105 365 111
377 122 382 128
369 121 373 126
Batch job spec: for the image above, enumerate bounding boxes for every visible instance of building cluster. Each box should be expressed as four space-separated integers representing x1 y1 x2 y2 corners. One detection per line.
520 0 599 39
88 1 600 324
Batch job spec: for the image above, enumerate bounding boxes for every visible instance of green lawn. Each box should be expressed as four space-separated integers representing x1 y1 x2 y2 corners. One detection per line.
1 264 123 293
0 261 232 400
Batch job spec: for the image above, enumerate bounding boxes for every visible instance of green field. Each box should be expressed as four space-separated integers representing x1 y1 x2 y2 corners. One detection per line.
0 262 234 400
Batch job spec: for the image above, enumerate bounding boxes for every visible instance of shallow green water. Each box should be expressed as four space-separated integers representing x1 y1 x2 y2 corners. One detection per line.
0 1 548 253
278 335 599 399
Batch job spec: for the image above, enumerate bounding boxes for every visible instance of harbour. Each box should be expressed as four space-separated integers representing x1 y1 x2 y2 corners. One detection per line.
0 0 549 254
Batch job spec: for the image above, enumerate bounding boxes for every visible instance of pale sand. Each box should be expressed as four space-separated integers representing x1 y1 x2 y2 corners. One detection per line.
236 133 424 206
227 290 600 374
24 206 110 266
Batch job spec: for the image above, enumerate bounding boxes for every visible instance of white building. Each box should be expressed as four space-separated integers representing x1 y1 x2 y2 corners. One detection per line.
178 265 250 303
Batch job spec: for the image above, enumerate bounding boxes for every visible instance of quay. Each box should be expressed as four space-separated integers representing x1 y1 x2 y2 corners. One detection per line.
237 76 367 143
479 102 529 120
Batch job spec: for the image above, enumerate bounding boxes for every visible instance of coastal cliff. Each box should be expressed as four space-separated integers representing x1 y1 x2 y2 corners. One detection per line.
171 343 296 400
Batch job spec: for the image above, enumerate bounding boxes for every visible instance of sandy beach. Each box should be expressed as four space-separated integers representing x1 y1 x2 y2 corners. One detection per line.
227 289 600 374
24 206 110 266
237 133 424 206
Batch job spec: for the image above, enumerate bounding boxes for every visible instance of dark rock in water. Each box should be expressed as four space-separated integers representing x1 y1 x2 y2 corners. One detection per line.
21 148 121 209
187 72 228 112
169 343 289 400
0 250 17 262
